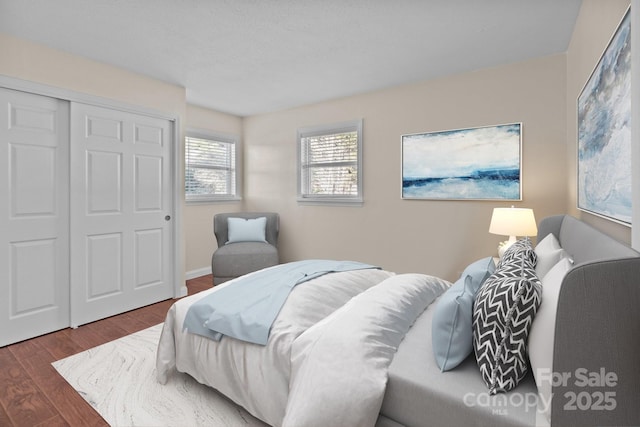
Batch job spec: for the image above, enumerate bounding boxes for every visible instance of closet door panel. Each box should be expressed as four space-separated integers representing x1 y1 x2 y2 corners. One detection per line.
70 103 174 327
86 150 123 213
0 88 69 347
86 232 123 299
10 144 56 215
10 239 57 313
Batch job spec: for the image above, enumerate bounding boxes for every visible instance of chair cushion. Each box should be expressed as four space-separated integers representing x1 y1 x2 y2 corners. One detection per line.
212 242 278 278
227 217 267 243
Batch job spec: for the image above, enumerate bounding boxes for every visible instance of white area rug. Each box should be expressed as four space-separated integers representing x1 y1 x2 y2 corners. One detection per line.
52 324 269 427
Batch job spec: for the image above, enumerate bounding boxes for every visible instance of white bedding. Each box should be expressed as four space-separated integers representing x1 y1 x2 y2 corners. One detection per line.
156 267 449 426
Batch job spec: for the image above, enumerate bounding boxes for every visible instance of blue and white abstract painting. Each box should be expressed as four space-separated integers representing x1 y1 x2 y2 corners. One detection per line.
402 123 521 200
578 9 631 225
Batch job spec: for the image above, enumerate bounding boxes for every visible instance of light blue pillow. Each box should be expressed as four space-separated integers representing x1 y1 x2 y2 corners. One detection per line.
227 217 267 244
432 257 495 371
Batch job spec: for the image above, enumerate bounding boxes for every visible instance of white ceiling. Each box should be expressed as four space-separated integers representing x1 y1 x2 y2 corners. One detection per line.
0 0 583 117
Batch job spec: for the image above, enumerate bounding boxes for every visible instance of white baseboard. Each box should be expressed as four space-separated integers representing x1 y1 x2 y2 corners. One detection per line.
185 266 212 280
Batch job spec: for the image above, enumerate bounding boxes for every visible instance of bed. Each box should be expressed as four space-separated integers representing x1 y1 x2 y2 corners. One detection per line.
156 215 640 427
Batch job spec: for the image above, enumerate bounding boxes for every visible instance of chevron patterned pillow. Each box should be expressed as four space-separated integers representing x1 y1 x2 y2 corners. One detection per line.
497 237 537 269
472 246 542 394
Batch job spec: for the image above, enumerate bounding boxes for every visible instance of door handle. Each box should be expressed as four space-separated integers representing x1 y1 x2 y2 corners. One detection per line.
165 215 171 221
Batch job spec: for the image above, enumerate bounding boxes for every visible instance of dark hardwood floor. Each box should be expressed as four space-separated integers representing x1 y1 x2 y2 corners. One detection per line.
0 274 213 427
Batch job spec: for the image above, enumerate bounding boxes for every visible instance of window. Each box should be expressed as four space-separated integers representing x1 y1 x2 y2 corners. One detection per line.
185 131 239 202
298 119 363 204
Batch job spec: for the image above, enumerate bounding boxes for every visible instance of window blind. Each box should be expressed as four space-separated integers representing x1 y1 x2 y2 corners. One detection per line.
300 130 359 197
185 136 236 200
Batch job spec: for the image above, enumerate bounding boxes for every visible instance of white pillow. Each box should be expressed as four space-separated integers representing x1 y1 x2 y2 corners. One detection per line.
528 257 573 423
535 233 567 278
227 217 267 244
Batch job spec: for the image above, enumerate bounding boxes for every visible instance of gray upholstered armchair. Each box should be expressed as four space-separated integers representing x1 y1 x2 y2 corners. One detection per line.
211 212 279 285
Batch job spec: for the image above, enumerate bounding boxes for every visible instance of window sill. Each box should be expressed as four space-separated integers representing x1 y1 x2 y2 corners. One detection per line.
186 196 242 205
297 197 363 207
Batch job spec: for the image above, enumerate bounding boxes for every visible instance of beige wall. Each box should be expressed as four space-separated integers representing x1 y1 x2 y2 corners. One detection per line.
0 33 185 116
565 0 631 244
243 55 568 281
2 0 633 281
183 104 244 274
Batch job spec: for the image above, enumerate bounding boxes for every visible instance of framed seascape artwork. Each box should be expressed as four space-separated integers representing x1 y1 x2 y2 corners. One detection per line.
401 123 522 200
578 8 631 225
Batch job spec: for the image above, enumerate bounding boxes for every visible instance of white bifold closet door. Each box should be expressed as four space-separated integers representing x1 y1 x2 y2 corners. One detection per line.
0 88 70 346
69 103 174 327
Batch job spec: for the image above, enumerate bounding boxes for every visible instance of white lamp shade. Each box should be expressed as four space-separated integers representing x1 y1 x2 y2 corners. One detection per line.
489 207 538 237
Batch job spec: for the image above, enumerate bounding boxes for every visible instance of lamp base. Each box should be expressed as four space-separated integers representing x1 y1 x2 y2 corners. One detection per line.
497 235 518 258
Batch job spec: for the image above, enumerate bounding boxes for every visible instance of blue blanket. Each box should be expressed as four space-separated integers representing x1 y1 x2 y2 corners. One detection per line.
183 260 379 345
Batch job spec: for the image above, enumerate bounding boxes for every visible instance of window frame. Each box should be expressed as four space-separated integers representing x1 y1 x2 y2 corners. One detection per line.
184 128 241 203
297 119 363 205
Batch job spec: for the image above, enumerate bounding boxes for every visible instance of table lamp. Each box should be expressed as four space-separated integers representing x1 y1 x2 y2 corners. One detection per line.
489 207 537 257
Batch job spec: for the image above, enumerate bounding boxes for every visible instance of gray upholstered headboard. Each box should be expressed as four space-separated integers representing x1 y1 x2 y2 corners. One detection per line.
537 215 640 427
537 215 639 265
